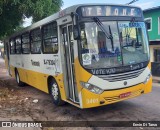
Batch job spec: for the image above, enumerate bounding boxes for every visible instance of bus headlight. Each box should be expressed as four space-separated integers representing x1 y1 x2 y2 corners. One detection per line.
143 73 151 84
80 82 104 94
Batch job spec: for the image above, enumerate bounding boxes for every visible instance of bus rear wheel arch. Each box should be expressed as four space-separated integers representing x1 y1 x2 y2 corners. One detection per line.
15 68 25 87
48 77 65 106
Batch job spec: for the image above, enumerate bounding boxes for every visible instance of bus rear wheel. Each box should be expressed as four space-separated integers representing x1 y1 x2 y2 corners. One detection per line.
49 80 65 106
15 70 25 87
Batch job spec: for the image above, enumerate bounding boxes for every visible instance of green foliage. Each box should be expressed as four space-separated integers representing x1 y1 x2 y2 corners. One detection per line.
0 0 63 39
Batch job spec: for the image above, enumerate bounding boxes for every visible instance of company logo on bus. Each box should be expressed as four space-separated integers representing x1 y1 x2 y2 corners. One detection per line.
81 6 141 17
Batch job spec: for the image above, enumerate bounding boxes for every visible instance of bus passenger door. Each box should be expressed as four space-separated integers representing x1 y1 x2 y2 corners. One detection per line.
62 25 79 103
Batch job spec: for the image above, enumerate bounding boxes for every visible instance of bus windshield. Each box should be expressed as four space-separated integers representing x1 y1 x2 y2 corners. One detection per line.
80 21 149 69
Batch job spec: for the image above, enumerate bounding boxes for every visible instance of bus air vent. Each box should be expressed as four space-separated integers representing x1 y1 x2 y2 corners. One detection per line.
97 68 145 82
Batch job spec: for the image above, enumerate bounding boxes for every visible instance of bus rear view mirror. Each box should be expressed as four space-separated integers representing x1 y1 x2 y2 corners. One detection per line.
73 25 80 40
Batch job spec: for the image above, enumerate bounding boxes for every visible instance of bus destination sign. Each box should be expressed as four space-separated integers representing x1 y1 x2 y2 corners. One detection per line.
81 6 142 17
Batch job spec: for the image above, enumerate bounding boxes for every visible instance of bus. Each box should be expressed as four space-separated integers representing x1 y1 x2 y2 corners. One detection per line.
4 4 152 108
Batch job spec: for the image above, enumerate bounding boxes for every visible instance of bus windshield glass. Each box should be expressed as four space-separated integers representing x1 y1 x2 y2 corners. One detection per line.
80 21 149 69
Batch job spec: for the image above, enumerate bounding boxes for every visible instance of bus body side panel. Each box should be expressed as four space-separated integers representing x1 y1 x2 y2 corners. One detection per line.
21 69 49 93
74 58 92 107
10 64 66 95
144 62 152 94
10 65 16 78
8 54 65 94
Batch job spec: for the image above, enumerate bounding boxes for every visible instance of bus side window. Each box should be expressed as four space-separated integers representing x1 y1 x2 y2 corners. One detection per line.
42 22 58 54
10 39 15 54
30 28 42 54
15 36 22 54
22 33 30 54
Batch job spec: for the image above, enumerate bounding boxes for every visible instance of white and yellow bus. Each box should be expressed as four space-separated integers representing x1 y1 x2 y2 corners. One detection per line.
4 4 152 108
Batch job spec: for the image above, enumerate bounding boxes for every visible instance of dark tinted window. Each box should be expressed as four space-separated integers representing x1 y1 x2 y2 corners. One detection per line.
154 49 160 62
42 22 58 53
30 28 41 54
22 33 30 54
15 36 21 54
145 18 151 30
10 39 15 54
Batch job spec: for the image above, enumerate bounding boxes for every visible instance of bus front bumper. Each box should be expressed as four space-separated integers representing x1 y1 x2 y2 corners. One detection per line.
80 77 152 109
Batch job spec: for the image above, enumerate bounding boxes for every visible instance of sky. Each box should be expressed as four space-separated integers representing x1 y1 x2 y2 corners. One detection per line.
24 0 160 27
62 0 160 10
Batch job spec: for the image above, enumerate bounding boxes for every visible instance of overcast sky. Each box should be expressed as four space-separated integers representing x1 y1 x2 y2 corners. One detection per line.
62 0 160 10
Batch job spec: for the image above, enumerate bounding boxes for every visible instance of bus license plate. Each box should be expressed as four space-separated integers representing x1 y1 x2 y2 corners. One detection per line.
119 92 131 99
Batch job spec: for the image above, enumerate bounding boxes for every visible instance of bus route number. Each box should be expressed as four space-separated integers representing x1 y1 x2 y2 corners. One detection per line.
86 98 99 104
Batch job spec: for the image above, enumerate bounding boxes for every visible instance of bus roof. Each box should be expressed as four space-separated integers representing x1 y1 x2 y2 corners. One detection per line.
5 3 142 40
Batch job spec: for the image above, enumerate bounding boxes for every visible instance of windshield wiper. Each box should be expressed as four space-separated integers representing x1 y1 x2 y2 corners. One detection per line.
92 17 114 51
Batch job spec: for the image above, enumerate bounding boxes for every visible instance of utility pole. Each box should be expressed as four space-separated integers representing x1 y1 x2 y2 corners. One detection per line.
126 0 139 5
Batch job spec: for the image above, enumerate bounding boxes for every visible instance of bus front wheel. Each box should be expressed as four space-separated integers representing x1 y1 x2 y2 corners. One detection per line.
15 70 25 87
49 80 65 106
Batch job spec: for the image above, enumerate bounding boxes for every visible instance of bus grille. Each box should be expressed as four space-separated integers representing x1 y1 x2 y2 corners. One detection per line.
97 68 145 82
104 89 142 103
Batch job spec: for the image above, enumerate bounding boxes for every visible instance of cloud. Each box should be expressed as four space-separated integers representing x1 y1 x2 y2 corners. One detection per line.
23 17 32 27
134 1 156 10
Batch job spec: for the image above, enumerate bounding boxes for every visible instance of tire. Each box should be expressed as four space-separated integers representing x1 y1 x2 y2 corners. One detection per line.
15 70 25 87
49 80 65 106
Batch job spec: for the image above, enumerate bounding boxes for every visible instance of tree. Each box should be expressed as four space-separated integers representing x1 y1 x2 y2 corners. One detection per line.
0 0 63 39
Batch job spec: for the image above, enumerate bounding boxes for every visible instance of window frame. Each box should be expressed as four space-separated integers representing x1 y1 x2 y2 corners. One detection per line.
145 17 152 31
30 27 42 54
42 21 58 54
22 32 31 54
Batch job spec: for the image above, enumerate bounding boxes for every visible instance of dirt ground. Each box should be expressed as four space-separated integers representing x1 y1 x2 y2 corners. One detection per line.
0 57 160 130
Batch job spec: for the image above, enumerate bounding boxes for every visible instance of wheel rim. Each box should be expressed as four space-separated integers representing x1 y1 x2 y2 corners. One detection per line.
51 83 59 101
16 72 20 83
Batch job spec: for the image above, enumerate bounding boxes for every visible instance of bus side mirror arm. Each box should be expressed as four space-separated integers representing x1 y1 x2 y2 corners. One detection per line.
71 12 81 40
